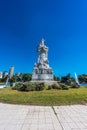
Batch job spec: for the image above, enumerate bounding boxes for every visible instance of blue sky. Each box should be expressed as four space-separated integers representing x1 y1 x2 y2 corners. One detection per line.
0 0 87 77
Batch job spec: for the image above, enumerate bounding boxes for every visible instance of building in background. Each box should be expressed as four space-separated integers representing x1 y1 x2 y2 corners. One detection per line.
3 71 9 78
9 66 14 79
0 72 3 79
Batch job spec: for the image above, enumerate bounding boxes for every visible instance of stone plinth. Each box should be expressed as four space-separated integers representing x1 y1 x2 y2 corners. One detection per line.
31 80 57 85
32 74 53 80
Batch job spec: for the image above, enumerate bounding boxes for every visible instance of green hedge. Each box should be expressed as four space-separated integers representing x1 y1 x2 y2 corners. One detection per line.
12 82 80 92
12 82 45 91
47 83 69 90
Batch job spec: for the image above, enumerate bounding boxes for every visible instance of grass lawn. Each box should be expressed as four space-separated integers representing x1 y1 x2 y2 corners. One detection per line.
0 87 87 106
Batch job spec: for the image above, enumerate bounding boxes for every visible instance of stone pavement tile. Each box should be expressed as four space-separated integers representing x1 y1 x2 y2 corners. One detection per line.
23 118 32 124
71 129 87 130
71 129 80 130
54 105 87 130
61 122 71 130
38 119 45 124
0 125 5 130
68 122 79 129
82 122 87 127
38 115 45 119
75 122 86 129
38 124 46 130
25 114 33 119
80 129 87 130
32 115 39 119
45 124 55 130
71 117 80 122
21 124 31 130
29 124 38 130
8 119 24 125
45 118 53 124
31 119 38 124
56 114 66 123
53 123 63 130
4 125 22 130
78 117 87 122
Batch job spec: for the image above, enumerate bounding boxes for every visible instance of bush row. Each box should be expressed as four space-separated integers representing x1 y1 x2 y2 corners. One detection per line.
12 82 75 91
47 83 69 90
12 82 45 91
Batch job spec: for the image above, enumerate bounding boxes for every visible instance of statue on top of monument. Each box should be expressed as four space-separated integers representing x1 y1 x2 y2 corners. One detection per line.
38 39 48 66
40 38 45 46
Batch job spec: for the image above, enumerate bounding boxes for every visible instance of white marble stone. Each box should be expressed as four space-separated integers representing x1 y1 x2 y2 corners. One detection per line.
32 39 53 80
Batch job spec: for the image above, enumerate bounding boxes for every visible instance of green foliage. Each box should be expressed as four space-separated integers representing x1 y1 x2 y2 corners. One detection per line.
18 84 28 91
47 85 52 90
35 83 45 91
71 83 80 88
22 74 32 82
51 84 61 89
48 83 69 90
9 76 16 83
78 74 87 83
12 82 35 91
61 73 80 87
12 82 80 92
12 82 45 91
26 83 36 91
0 76 7 83
61 73 71 85
12 83 23 90
9 73 32 84
54 75 60 81
59 83 69 90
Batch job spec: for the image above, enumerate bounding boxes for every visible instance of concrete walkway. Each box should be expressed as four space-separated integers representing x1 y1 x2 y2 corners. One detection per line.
0 103 87 130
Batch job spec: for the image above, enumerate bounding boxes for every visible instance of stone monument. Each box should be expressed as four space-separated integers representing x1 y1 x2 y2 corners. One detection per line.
32 39 53 81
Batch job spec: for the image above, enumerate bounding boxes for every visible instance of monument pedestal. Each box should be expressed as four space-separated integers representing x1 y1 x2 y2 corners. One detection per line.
31 80 57 85
32 73 53 80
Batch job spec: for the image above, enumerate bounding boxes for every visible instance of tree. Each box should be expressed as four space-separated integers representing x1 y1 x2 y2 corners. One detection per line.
9 76 16 83
54 75 60 81
78 74 87 83
22 73 32 82
61 73 71 84
0 76 8 83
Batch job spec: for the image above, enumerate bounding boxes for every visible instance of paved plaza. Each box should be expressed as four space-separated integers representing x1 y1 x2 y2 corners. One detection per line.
0 103 87 130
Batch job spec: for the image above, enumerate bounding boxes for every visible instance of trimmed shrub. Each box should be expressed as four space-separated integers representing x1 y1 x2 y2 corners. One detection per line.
35 83 45 91
12 82 45 91
12 83 28 91
51 84 61 90
18 84 27 91
59 83 69 90
47 83 62 90
26 83 36 91
12 83 23 90
47 85 52 90
71 83 80 88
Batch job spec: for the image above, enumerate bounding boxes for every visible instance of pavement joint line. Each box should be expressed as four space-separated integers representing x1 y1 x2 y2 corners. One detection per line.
52 106 64 130
20 108 30 129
